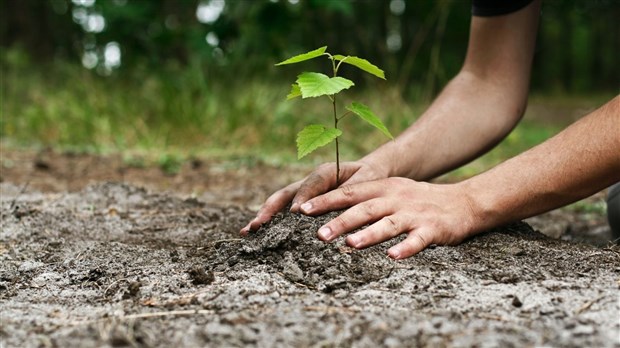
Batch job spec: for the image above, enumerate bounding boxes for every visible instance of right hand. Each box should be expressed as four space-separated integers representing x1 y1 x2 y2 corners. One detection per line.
240 160 388 235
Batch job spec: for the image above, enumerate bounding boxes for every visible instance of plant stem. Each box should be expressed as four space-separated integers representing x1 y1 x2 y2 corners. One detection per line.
333 93 340 185
330 56 340 185
337 110 352 121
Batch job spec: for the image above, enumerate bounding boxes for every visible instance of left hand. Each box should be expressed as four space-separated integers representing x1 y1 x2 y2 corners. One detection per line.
298 177 480 259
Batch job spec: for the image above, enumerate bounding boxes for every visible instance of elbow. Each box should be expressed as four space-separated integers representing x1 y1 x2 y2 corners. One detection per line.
454 69 529 135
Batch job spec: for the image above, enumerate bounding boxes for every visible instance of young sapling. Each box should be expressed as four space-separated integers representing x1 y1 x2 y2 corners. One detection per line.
275 46 393 184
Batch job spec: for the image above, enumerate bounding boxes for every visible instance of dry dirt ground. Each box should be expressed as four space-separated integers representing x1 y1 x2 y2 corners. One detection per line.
1 149 619 347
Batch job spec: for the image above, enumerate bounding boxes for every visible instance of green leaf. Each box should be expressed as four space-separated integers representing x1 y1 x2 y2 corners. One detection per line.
346 102 393 139
296 124 342 159
296 72 354 98
275 46 327 66
286 83 301 100
333 55 386 80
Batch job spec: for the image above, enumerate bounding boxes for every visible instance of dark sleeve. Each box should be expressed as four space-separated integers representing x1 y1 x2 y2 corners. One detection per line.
472 0 535 17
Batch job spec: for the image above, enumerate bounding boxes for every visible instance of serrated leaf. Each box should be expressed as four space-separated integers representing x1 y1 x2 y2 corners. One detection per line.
296 124 342 159
275 46 327 66
296 72 354 98
333 55 385 80
346 102 393 139
286 83 301 100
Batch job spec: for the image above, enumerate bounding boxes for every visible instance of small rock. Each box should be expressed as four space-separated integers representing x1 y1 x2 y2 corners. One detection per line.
573 325 595 336
282 261 304 283
34 159 51 171
123 281 142 299
227 256 239 267
512 295 523 307
188 266 215 285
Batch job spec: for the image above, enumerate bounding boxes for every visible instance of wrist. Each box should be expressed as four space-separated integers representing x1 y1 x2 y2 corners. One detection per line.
457 178 502 234
359 148 395 178
360 140 422 179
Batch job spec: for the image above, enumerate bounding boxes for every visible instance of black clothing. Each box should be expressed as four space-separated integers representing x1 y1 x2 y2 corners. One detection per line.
472 0 535 16
608 183 620 242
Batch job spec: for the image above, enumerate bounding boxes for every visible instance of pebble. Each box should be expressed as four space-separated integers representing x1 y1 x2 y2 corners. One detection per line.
512 296 523 307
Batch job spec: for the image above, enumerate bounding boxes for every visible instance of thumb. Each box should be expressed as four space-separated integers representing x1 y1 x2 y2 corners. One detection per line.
291 163 340 211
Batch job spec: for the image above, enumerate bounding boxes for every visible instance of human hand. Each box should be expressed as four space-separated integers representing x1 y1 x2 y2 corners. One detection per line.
298 177 479 259
240 160 388 235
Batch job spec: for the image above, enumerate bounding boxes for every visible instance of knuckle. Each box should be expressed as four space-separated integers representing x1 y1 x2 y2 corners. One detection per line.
383 216 400 234
385 177 407 189
332 215 351 231
359 201 376 219
384 177 398 185
415 233 429 248
405 230 429 251
339 184 356 199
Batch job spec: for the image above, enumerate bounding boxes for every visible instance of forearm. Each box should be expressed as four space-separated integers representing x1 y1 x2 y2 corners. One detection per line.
362 71 527 180
463 96 620 231
361 0 540 181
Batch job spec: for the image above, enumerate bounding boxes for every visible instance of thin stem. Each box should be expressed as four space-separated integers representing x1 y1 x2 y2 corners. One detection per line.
334 56 349 74
337 110 353 121
329 54 341 185
327 53 337 76
333 93 340 185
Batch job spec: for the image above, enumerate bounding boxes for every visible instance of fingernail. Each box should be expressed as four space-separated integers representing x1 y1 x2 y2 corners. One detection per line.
347 235 360 248
300 202 313 213
290 202 300 212
246 218 259 231
318 226 332 240
388 247 401 259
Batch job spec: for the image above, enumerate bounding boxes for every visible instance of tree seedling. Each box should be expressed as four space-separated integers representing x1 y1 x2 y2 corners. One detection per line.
275 46 393 184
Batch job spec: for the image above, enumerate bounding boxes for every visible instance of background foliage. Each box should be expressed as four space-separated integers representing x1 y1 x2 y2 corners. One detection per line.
1 0 619 168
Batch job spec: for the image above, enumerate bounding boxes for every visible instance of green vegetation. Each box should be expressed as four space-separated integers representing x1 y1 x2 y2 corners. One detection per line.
2 45 614 180
158 153 184 176
1 47 392 162
1 0 618 179
276 46 392 183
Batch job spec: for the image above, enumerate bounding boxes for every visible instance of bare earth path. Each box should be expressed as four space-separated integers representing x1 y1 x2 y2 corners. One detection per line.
1 149 618 347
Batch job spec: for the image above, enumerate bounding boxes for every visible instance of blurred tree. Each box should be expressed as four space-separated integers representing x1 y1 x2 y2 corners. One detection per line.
1 0 81 60
1 0 618 94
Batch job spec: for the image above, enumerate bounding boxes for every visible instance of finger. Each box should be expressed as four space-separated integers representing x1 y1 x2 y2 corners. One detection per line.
346 214 408 249
316 199 392 242
339 162 381 187
387 228 434 259
300 180 388 215
291 163 338 211
240 180 302 235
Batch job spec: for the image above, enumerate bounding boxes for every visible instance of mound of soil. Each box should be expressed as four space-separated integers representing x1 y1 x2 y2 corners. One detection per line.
2 182 619 347
210 207 397 293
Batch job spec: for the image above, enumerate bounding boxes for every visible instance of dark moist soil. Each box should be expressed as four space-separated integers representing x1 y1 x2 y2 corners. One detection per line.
1 149 619 347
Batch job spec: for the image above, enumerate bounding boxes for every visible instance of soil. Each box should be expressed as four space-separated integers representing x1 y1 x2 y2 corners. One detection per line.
1 149 619 347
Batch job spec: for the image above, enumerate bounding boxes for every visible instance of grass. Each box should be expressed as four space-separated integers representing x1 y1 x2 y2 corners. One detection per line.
1 50 613 180
1 50 414 164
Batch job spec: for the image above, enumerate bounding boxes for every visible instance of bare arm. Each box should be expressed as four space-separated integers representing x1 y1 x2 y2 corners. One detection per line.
464 96 620 230
242 0 542 233
300 95 619 258
363 0 541 180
